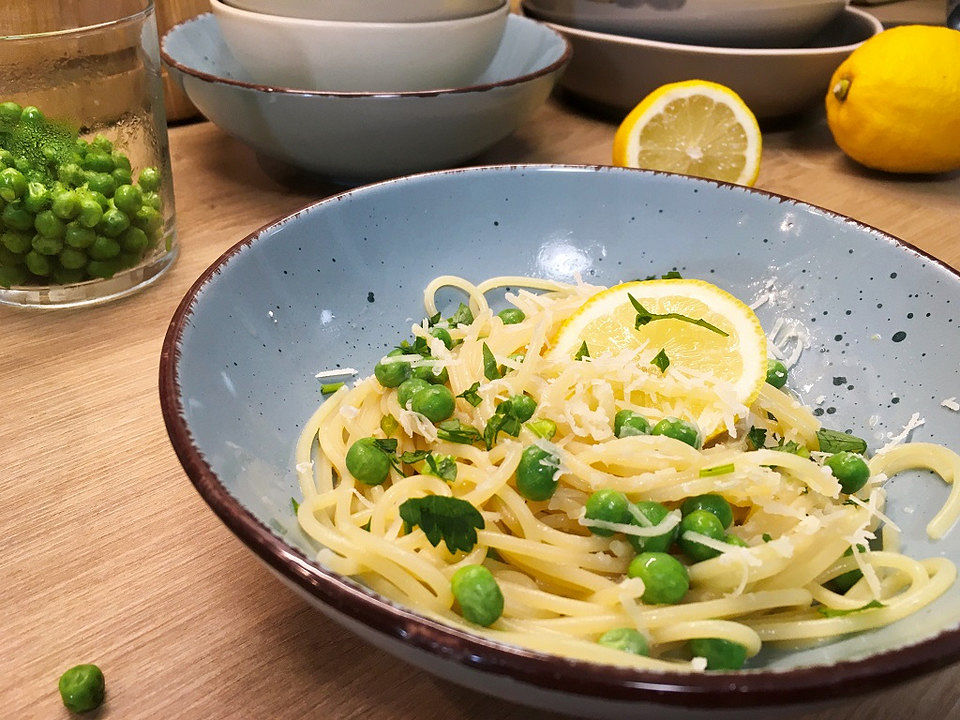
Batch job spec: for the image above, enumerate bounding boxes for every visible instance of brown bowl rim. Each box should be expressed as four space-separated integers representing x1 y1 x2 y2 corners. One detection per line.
159 163 960 709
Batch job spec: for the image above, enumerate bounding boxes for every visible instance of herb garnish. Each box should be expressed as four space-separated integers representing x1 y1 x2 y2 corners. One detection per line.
290 497 300 514
627 293 728 336
436 419 482 445
650 348 670 372
816 600 884 617
483 398 525 449
320 382 344 394
457 381 483 407
746 426 767 450
817 428 868 454
450 303 474 327
398 495 484 553
527 418 557 440
482 342 502 381
699 463 735 478
574 341 590 361
380 414 399 436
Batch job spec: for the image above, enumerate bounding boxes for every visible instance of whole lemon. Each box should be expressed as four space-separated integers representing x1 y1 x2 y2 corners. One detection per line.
825 25 960 174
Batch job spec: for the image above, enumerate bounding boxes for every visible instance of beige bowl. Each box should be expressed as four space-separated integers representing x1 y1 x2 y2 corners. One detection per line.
210 0 509 92
222 0 504 22
524 0 849 48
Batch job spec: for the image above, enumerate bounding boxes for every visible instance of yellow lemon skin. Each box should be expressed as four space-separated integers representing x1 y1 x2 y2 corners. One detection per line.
826 26 960 174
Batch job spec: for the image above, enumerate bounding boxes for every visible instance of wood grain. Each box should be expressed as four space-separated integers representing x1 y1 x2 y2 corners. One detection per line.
3 95 960 720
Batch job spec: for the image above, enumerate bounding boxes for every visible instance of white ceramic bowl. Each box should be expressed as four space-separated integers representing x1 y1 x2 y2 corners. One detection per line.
524 0 848 48
523 3 881 119
210 0 509 92
161 14 569 181
223 0 504 23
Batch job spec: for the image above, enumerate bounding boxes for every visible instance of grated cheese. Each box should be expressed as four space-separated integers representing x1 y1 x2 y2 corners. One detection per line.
875 412 925 454
579 509 682 537
314 367 358 379
942 397 960 412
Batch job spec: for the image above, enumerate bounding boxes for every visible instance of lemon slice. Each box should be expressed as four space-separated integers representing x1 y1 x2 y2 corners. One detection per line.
612 80 762 186
547 279 767 438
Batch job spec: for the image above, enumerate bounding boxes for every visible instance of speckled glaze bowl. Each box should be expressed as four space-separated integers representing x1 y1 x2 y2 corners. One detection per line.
160 165 960 719
160 14 569 181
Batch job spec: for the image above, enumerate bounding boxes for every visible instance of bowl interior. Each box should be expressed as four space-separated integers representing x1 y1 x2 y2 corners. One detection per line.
222 0 504 23
164 12 565 92
167 166 960 678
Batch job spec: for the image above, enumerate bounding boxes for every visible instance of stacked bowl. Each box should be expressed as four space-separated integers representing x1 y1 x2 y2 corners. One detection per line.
160 0 570 181
520 0 883 119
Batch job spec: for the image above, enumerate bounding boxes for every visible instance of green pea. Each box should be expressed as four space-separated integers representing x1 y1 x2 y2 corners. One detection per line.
58 663 105 714
23 181 51 213
85 190 110 210
0 167 27 202
497 307 525 325
688 638 747 671
0 149 13 167
724 533 748 548
52 266 86 285
3 201 34 231
824 451 870 494
451 564 504 626
99 208 130 237
57 162 84 187
680 494 733 529
34 210 65 239
375 349 412 388
0 245 24 266
86 259 120 279
766 358 788 389
74 138 89 157
64 222 96 249
82 150 114 173
84 171 116 198
626 500 679 554
116 251 142 270
20 106 44 124
597 627 648 656
120 226 148 255
651 417 701 448
410 385 455 423
345 437 391 485
1 230 32 254
112 167 132 187
397 378 430 409
112 152 131 171
59 246 87 270
89 235 121 260
584 489 630 536
614 409 651 438
411 363 448 385
627 552 689 604
509 394 537 423
113 185 143 215
429 326 453 349
139 166 161 192
13 156 31 175
678 510 725 562
142 190 162 211
33 234 63 256
0 101 22 131
77 196 103 228
52 190 81 219
24 250 52 276
0 265 27 287
90 135 114 154
515 445 560 501
526 418 557 440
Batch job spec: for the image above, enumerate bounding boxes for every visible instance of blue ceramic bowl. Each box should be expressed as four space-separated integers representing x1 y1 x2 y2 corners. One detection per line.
160 14 569 182
160 166 960 718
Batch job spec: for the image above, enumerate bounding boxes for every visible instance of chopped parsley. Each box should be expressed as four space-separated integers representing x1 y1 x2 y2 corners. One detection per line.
449 303 474 327
457 381 483 407
398 495 484 553
436 419 482 445
816 600 884 617
650 348 670 373
817 428 868 455
574 341 590 361
628 293 728 336
482 342 501 380
699 463 735 478
290 497 300 514
746 426 767 450
320 381 344 394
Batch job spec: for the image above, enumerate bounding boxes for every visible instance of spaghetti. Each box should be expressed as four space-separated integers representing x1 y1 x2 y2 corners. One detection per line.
294 275 960 670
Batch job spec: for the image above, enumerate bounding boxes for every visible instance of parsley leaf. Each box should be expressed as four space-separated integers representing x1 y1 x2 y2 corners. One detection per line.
817 428 868 455
762 533 773 542
398 495 484 554
483 398 525 449
482 342 501 381
395 336 432 358
436 419 482 445
661 271 683 279
816 600 884 618
627 293 728 336
372 438 398 454
574 341 590 361
457 381 483 407
650 348 670 373
290 497 300 514
425 453 458 482
398 450 431 464
746 426 767 450
427 311 442 327
380 414 399 436
699 463 734 478
450 303 474 327
772 439 811 458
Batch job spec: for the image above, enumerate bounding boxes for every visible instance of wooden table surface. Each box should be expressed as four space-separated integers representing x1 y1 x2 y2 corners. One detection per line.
4 90 960 720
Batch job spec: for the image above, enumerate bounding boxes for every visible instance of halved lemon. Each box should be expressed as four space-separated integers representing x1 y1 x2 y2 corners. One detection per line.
612 80 762 186
547 279 767 438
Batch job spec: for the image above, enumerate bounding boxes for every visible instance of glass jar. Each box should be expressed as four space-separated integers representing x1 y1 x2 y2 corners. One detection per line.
0 0 177 308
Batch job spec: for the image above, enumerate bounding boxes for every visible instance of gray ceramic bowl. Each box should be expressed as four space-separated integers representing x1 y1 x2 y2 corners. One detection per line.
160 165 960 719
523 3 881 119
160 14 569 182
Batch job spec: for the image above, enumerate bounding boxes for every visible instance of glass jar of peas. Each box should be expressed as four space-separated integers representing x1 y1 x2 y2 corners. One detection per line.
0 0 176 308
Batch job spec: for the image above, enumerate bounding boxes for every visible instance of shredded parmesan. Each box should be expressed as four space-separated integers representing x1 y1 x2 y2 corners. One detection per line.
314 367 358 379
579 509 681 537
876 413 925 454
942 397 960 412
